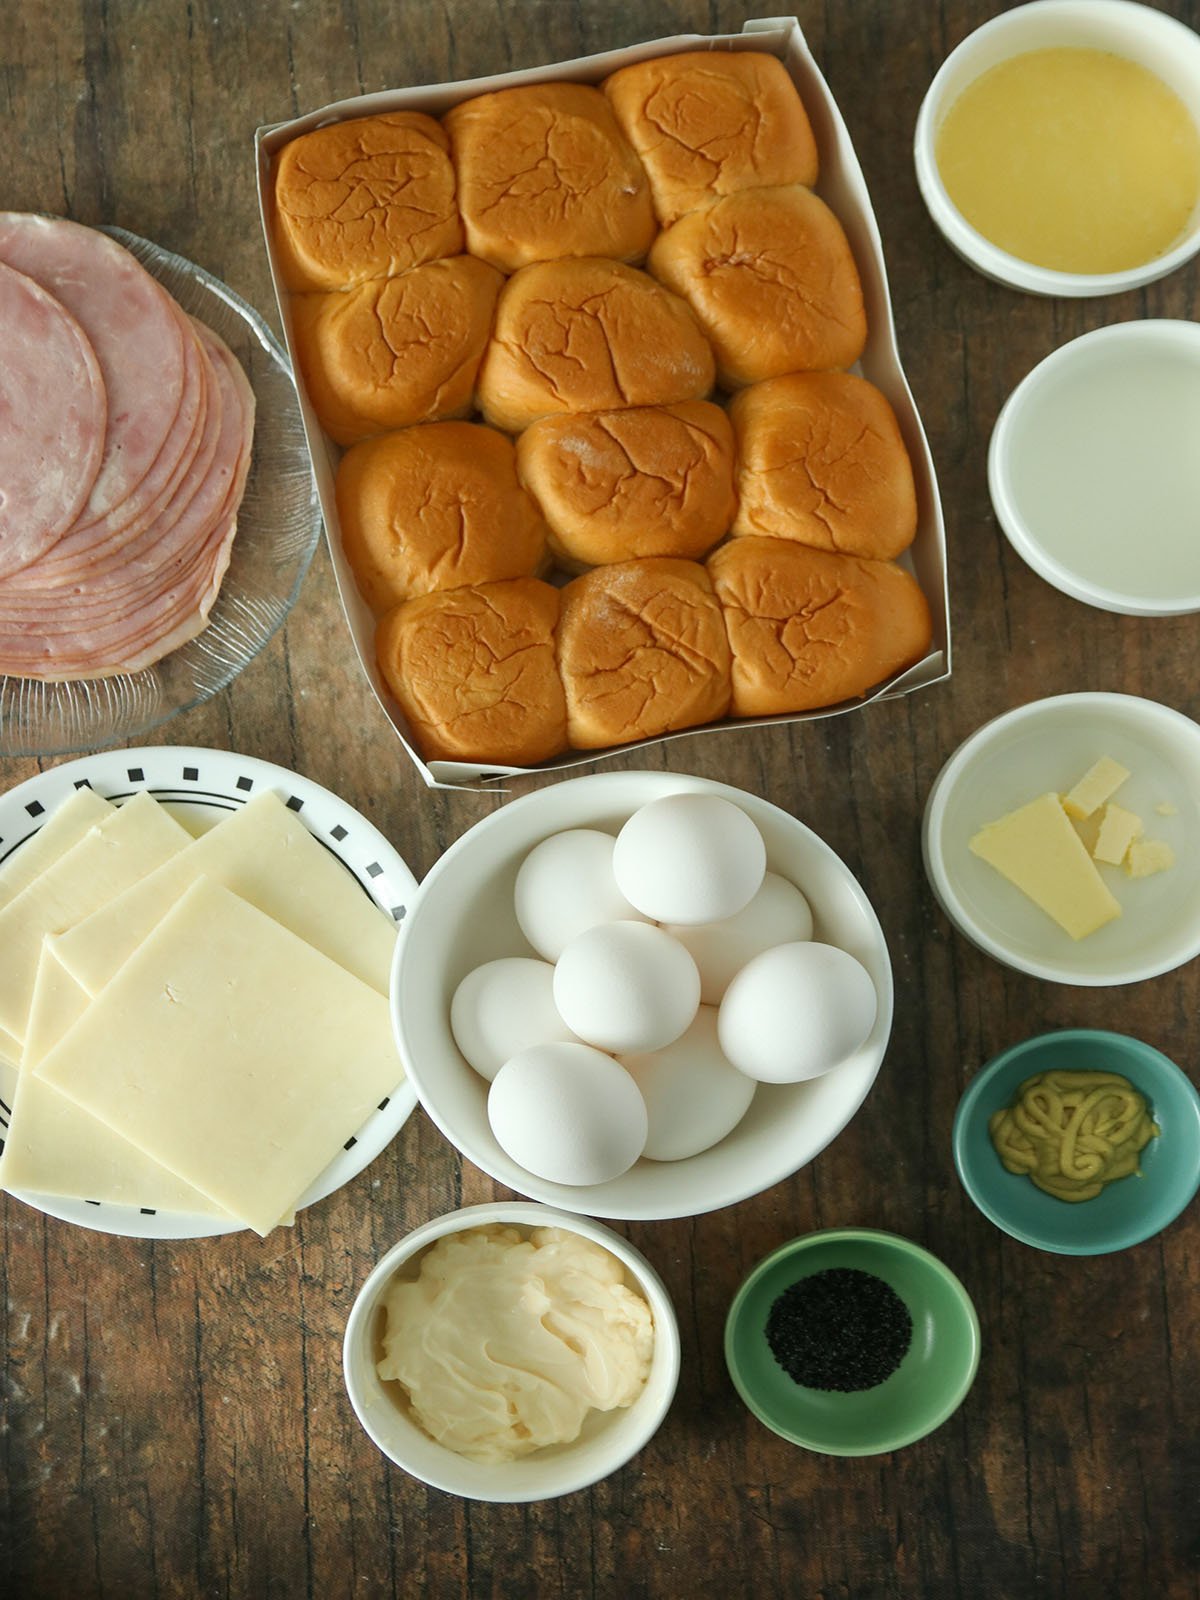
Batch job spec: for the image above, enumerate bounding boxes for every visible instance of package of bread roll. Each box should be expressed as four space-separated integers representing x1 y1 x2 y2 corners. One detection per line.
256 17 948 790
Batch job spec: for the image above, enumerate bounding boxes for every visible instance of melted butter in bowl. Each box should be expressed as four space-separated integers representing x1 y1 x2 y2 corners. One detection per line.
935 47 1200 275
914 1 1200 296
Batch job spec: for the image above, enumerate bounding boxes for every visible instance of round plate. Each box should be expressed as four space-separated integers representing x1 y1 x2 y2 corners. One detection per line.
0 746 417 1238
0 226 323 757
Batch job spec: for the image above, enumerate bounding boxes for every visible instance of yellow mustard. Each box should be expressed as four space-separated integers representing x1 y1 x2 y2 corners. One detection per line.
989 1069 1159 1202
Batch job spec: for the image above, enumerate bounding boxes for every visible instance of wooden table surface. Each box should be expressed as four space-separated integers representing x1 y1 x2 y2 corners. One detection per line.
3 2 1199 1596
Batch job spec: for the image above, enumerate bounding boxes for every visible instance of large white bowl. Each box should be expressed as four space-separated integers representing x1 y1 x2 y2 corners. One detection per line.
914 0 1200 296
342 1201 680 1502
923 693 1200 984
391 771 893 1220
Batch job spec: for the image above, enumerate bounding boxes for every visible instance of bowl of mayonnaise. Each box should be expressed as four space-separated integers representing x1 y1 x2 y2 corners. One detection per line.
343 1201 681 1502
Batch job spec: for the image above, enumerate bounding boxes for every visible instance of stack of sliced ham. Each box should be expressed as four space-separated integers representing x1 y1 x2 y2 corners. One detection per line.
0 215 256 681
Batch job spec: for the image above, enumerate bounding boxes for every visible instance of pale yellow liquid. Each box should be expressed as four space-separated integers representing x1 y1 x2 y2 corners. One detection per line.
935 48 1200 273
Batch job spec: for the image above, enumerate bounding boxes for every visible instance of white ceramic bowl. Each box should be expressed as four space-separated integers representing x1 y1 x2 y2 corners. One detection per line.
342 1201 681 1502
914 0 1200 296
989 320 1200 615
392 772 893 1220
924 693 1200 984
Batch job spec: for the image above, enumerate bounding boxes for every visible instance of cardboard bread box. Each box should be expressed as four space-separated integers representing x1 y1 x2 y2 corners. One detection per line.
255 16 950 791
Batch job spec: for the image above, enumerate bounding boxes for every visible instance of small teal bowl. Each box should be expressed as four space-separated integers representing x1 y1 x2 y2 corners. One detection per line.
954 1029 1200 1255
724 1229 980 1456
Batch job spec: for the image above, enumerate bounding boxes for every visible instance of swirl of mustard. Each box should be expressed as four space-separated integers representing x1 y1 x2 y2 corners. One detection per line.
989 1070 1159 1202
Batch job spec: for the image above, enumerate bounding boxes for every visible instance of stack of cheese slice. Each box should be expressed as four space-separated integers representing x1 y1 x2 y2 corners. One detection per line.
0 786 402 1235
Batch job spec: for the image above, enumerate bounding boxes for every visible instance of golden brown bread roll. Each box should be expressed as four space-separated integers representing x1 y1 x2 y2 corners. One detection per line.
272 112 464 291
603 51 819 227
290 257 503 447
336 423 550 612
516 400 735 569
647 186 866 387
557 558 732 748
475 258 715 433
707 537 931 716
377 578 567 765
730 372 917 560
444 82 656 273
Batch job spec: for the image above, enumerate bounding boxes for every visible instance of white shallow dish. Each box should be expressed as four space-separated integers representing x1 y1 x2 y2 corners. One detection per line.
0 745 418 1239
343 1201 681 1502
989 321 1200 615
0 227 323 758
923 693 1200 985
914 0 1200 296
392 771 893 1221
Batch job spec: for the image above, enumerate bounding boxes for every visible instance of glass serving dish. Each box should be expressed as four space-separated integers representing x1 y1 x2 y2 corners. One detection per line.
0 226 322 757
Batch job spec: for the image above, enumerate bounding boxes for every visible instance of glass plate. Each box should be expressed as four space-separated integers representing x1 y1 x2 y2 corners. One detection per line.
0 227 322 757
0 746 418 1239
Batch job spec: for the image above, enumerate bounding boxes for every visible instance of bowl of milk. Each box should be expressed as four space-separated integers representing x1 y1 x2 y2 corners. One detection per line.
989 320 1200 615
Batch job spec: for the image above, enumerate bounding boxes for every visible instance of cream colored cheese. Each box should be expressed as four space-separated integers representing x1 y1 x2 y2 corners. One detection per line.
377 1225 654 1464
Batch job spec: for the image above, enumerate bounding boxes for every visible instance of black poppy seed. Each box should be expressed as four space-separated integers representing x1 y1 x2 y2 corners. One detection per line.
765 1267 913 1392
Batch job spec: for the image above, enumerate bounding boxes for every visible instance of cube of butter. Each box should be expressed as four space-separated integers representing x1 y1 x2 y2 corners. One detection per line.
969 792 1122 940
1062 756 1130 821
1092 803 1144 866
1125 839 1176 879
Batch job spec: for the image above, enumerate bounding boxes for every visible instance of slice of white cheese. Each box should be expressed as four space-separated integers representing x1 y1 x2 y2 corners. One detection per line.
0 792 191 1043
36 876 403 1237
1092 803 1144 866
1061 756 1131 821
54 789 395 1000
0 785 114 913
969 792 1122 940
0 947 228 1216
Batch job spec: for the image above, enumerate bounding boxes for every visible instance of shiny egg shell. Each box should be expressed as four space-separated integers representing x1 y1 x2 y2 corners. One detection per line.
514 828 650 961
487 1042 649 1185
450 957 577 1082
553 921 701 1054
620 1006 757 1161
665 871 815 1004
718 941 877 1083
612 794 767 924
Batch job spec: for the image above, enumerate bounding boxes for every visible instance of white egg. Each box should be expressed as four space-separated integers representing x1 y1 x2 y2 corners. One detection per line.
449 957 577 1082
664 872 815 1004
620 1006 757 1161
612 794 767 925
487 1042 648 1185
514 828 650 960
553 921 701 1055
718 942 878 1084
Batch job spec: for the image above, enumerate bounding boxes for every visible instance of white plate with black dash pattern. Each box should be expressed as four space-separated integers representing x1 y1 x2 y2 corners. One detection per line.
0 745 418 1239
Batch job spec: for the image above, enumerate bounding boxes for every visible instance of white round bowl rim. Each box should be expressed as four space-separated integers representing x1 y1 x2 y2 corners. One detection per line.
342 1200 682 1502
392 770 893 1220
923 692 1200 985
988 320 1200 615
913 0 1200 296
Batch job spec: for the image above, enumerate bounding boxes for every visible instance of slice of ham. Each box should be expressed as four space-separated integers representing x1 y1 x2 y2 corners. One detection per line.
0 214 190 540
0 314 255 680
0 260 107 580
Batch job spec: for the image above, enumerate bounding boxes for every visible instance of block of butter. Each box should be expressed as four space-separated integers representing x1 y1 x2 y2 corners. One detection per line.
1062 756 1130 821
969 792 1121 940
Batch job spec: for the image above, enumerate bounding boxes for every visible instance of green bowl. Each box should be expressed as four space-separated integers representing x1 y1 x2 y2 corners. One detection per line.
954 1029 1200 1256
724 1229 980 1456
